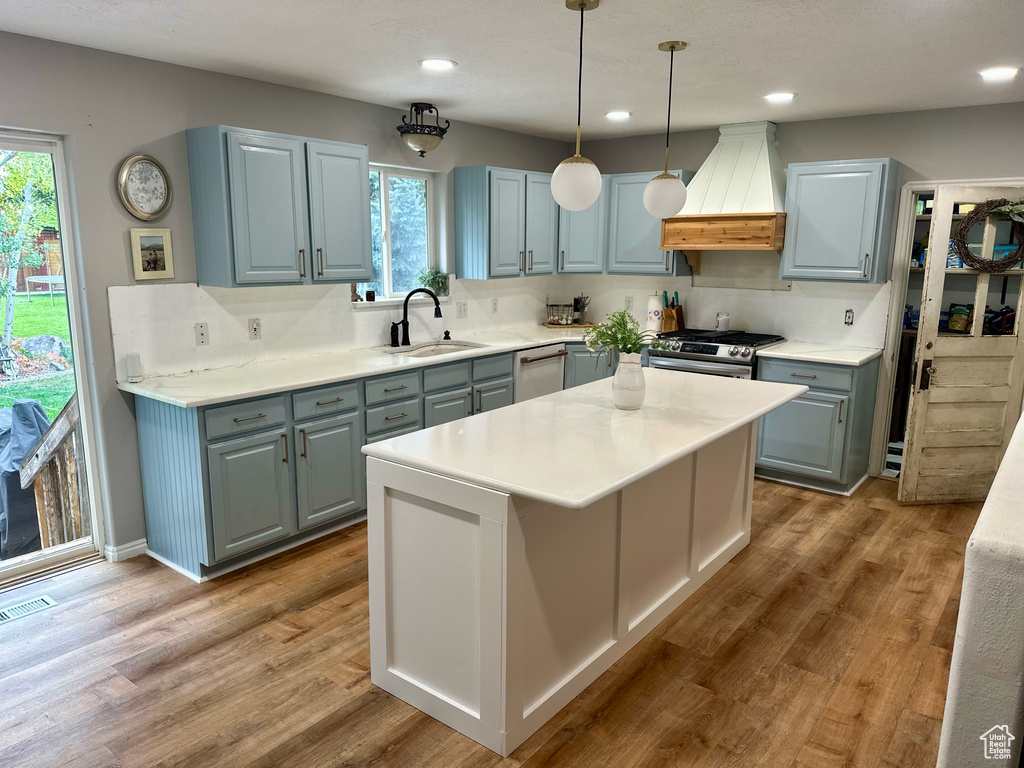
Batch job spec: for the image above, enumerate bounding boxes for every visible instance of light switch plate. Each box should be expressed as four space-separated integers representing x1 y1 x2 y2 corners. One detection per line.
194 322 209 346
456 302 468 319
491 298 498 314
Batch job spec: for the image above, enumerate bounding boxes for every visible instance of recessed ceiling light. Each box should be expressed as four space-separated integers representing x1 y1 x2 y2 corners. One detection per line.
764 92 796 104
980 66 1019 83
420 59 457 72
605 111 632 121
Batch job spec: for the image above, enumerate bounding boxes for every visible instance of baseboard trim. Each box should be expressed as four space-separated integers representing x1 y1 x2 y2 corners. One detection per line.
146 549 203 583
754 471 869 497
104 538 148 562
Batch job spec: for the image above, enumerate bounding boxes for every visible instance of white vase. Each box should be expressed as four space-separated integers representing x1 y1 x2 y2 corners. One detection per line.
612 352 645 410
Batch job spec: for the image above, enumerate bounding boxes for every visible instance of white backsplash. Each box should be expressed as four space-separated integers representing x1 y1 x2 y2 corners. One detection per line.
108 276 890 381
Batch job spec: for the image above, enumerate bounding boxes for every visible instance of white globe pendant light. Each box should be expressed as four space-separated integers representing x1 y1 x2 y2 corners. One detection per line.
552 0 603 212
644 42 688 219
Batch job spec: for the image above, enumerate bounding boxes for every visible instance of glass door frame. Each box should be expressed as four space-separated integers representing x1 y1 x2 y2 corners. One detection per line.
0 128 104 585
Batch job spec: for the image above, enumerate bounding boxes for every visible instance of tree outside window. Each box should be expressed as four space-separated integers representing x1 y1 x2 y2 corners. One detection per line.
358 168 432 298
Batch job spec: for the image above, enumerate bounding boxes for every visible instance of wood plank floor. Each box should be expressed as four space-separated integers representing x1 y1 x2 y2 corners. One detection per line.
0 478 980 767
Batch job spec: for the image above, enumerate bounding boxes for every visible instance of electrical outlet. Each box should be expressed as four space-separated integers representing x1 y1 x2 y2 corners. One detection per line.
456 302 468 319
194 322 209 346
625 296 634 311
844 309 855 326
491 298 499 314
248 318 262 341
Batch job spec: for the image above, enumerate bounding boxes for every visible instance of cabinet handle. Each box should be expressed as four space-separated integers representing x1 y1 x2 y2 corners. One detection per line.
519 251 525 272
863 253 870 278
299 248 306 278
384 413 408 421
232 413 266 423
317 247 324 277
315 397 344 406
665 252 671 272
476 390 482 413
299 428 307 458
528 250 534 271
521 349 569 365
281 433 289 463
560 250 565 270
837 400 844 424
383 385 407 393
790 373 817 380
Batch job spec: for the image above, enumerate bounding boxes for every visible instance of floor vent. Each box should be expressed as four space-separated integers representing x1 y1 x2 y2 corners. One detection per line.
0 595 57 623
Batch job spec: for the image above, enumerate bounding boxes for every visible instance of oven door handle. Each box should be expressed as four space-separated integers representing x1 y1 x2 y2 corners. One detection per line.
650 357 751 377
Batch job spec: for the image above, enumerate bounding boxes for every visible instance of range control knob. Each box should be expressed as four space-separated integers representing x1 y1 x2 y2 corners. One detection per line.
669 340 682 352
728 346 740 357
740 347 753 358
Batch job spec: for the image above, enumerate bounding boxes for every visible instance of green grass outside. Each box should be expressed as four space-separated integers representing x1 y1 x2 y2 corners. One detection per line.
0 295 76 420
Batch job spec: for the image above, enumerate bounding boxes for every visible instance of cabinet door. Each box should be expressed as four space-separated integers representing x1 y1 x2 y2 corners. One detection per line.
306 141 373 282
525 173 557 275
756 391 848 481
607 171 677 274
424 387 473 428
558 178 608 273
780 161 884 282
208 430 295 562
564 346 615 388
295 413 363 531
474 377 514 414
489 170 526 277
227 132 309 284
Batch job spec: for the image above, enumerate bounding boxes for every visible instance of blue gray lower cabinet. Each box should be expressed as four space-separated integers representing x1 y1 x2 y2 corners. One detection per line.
563 343 615 388
136 352 518 579
755 356 880 494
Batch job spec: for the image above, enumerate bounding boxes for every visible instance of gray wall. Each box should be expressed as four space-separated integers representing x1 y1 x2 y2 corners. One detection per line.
0 30 569 548
587 101 1024 183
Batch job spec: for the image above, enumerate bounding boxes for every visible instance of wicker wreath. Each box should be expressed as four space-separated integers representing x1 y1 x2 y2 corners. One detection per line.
951 198 1024 273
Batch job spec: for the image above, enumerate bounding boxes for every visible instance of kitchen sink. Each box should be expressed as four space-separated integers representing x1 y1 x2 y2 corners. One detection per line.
381 341 489 357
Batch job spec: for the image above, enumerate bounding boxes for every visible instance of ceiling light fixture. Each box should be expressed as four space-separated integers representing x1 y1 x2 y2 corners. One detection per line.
551 0 602 212
980 66 1019 83
643 41 689 220
396 102 450 157
764 92 796 104
420 58 457 71
606 110 632 121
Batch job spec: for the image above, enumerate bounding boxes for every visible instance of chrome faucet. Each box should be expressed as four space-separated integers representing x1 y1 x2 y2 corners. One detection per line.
391 288 443 347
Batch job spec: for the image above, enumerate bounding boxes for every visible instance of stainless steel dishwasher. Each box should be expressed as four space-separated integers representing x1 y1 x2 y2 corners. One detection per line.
513 343 567 402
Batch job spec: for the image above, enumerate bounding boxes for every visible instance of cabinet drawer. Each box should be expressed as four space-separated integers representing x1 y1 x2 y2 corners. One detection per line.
293 382 360 421
364 371 421 406
758 358 853 392
365 424 421 444
365 399 421 435
423 361 472 393
205 396 287 440
473 353 513 382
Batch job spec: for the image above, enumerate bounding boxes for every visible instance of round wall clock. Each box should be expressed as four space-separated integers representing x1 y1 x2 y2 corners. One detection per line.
117 154 171 221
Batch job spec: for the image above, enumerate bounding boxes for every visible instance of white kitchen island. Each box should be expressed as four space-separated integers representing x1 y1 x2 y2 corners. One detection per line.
362 369 806 756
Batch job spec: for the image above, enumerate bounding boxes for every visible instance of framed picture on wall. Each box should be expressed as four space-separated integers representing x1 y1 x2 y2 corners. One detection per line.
130 228 174 280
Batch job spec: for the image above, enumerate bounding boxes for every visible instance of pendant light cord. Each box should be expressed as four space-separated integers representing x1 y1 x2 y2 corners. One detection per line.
575 5 585 156
663 47 674 173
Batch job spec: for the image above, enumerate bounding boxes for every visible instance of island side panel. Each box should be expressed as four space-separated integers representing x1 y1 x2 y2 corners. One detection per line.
693 423 755 572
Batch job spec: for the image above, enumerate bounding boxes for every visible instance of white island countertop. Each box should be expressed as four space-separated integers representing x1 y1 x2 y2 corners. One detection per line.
363 368 806 509
757 341 882 367
116 328 585 408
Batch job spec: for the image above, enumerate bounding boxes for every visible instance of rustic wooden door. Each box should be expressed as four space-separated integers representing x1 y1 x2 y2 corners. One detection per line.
900 184 1024 502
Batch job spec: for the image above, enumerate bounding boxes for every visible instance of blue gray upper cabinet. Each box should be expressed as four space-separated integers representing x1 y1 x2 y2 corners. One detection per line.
489 169 527 277
187 126 372 287
779 158 899 283
524 173 557 275
558 177 609 273
607 171 690 274
307 141 374 282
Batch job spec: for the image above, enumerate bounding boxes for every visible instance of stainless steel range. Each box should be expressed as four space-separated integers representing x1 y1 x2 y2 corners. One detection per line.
649 329 785 379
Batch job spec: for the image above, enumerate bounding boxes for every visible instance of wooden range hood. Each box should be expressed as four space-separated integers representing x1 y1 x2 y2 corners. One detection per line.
659 122 787 274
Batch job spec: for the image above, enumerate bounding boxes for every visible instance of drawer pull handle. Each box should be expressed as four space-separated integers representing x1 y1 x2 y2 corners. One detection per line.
384 413 408 421
383 385 408 393
317 247 325 277
790 373 817 380
232 413 266 423
299 248 306 278
282 433 289 463
837 400 844 424
315 397 344 406
521 349 568 365
299 428 307 458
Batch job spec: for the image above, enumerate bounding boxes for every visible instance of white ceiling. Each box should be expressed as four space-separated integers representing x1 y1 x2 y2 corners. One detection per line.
3 0 1023 140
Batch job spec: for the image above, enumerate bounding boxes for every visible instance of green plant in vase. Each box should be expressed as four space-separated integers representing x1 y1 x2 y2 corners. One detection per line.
582 309 662 410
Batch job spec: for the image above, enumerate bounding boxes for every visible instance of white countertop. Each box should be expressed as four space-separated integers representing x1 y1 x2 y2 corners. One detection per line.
117 328 585 408
362 368 806 509
756 341 882 367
